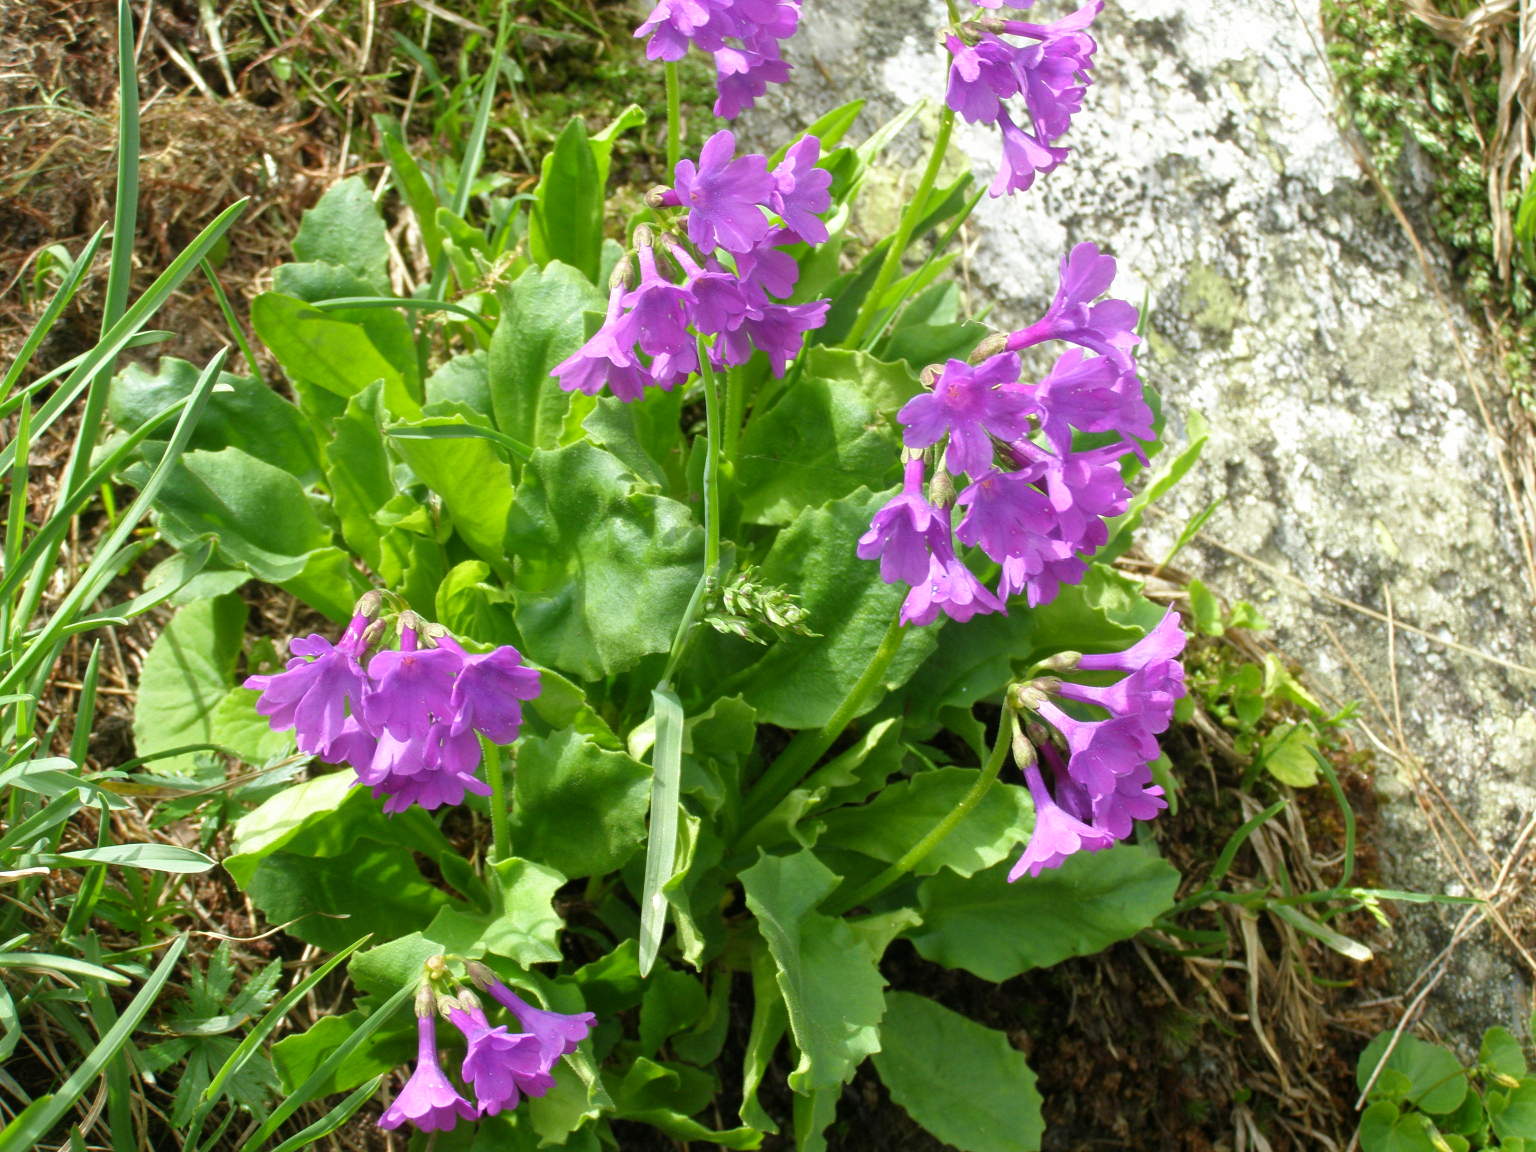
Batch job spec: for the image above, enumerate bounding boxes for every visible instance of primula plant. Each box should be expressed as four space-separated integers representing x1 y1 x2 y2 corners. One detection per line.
105 0 1211 1147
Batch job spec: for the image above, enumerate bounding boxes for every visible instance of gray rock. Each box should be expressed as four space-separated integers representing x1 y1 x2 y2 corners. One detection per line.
749 0 1536 1042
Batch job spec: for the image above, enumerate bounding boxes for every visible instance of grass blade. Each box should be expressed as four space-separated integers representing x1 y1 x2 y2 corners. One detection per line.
265 1076 383 1152
0 934 186 1152
638 686 685 976
0 228 105 401
238 980 413 1152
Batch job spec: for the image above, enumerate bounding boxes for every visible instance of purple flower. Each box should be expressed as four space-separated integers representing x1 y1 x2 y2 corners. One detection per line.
1088 761 1167 840
1029 348 1152 453
715 41 792 118
448 1004 553 1116
734 229 801 298
735 298 830 375
998 539 1087 607
954 466 1055 566
1076 606 1187 673
673 130 774 255
625 245 695 359
900 518 1005 626
945 33 1021 125
481 979 596 1067
440 638 541 745
897 353 1033 477
1007 242 1140 361
990 110 1068 197
245 613 370 760
361 627 462 740
378 1015 477 1133
1034 703 1159 799
858 457 948 586
552 282 654 402
770 137 832 244
1008 756 1115 880
636 0 735 59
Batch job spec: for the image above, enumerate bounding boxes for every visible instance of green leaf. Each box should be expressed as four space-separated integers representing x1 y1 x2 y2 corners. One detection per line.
506 442 703 680
151 446 361 619
817 768 1033 877
292 177 391 292
488 262 605 451
739 850 886 1092
508 728 651 879
1187 578 1223 636
271 262 420 400
427 349 492 417
485 857 567 965
53 843 215 873
735 347 916 525
208 686 299 766
529 118 602 282
132 594 246 774
640 686 685 976
911 845 1180 981
435 560 518 646
251 292 418 419
1490 1081 1536 1140
1261 723 1321 787
111 357 320 484
390 404 515 573
614 1058 762 1149
1481 1027 1528 1079
873 992 1043 1152
1358 1034 1469 1115
1358 1101 1441 1152
712 489 937 729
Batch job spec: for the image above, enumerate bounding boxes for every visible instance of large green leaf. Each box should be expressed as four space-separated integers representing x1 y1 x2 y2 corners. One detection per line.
488 262 605 451
529 117 602 282
271 262 420 400
111 356 320 484
910 845 1180 981
816 767 1033 878
711 489 936 729
132 594 246 774
415 857 568 967
506 442 703 680
391 403 515 574
291 176 392 291
1358 1033 1469 1115
226 772 456 887
873 992 1043 1152
151 446 361 619
251 291 418 418
736 347 915 525
245 839 452 951
739 850 885 1092
508 727 652 879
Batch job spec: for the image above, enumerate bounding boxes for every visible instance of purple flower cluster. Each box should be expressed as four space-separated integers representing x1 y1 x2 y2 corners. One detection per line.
1008 608 1186 878
636 0 801 118
381 970 595 1134
554 131 831 402
945 1 1102 196
245 598 540 814
858 241 1150 624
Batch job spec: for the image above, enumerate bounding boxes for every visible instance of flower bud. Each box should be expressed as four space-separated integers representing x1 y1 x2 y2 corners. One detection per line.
464 959 497 990
1007 677 1060 713
928 461 956 508
1011 724 1036 771
919 363 943 390
360 618 390 651
609 255 634 292
354 589 386 619
414 981 439 1018
1036 650 1082 673
645 185 672 208
969 331 1009 362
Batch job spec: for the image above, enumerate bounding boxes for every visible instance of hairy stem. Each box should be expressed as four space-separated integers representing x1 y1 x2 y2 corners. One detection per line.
665 62 682 176
737 612 907 836
828 709 1014 916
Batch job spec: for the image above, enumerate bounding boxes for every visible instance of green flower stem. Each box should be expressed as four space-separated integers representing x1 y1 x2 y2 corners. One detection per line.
737 611 907 836
665 62 682 177
484 740 512 908
844 103 956 349
827 708 1014 917
723 364 744 473
660 339 724 687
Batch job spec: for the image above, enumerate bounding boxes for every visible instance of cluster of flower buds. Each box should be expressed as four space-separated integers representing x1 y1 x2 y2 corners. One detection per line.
858 242 1149 623
244 592 541 814
636 0 802 118
945 0 1102 196
553 130 832 403
381 959 596 1133
1005 608 1186 876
